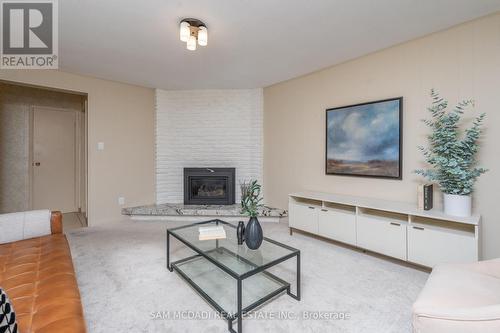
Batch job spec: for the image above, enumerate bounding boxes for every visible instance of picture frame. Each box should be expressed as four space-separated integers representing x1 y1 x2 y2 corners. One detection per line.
325 97 403 179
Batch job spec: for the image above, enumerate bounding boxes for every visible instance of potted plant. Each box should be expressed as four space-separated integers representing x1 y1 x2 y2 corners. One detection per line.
416 90 487 217
241 180 264 249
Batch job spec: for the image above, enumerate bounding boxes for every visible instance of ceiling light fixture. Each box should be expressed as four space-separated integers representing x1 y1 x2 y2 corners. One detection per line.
179 18 208 51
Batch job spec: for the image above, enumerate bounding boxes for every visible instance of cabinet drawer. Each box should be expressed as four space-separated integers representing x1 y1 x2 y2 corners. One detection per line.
318 208 356 245
289 203 319 234
408 225 477 267
357 214 407 260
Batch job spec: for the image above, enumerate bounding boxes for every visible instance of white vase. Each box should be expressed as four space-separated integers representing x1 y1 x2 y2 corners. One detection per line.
443 194 472 217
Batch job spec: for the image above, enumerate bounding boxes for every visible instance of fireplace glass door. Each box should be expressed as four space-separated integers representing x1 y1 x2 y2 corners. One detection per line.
190 177 227 200
184 168 235 205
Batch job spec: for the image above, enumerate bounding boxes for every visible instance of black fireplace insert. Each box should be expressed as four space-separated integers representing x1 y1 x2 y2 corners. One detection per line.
184 168 235 205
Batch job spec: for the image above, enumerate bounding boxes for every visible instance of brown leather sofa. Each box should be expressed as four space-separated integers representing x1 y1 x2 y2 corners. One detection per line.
0 211 86 333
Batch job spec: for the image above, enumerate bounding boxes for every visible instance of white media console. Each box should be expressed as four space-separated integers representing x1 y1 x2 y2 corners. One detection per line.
289 191 480 268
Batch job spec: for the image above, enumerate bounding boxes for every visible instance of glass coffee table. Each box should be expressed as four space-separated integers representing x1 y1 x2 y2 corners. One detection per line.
167 219 300 333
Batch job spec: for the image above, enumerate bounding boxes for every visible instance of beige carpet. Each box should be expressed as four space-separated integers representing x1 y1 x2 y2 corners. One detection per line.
66 219 428 333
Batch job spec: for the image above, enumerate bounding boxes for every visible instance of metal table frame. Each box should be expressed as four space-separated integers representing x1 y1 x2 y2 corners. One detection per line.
167 219 300 333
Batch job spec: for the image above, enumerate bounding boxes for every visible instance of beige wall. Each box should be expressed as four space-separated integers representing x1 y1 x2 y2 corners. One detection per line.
264 13 500 259
0 71 155 225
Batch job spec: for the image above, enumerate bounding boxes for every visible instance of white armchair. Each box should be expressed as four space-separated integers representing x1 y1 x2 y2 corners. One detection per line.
413 259 500 333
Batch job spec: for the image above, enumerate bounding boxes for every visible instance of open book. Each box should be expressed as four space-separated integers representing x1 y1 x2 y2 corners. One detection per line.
198 225 227 240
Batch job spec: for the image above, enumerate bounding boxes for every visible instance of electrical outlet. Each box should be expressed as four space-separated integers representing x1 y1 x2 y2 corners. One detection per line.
118 197 125 205
97 142 105 151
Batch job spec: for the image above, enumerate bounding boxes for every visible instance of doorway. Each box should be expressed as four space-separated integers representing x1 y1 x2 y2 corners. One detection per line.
0 81 88 229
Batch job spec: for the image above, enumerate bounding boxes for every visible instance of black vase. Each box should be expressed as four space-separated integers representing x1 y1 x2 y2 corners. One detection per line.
236 221 245 245
245 216 263 250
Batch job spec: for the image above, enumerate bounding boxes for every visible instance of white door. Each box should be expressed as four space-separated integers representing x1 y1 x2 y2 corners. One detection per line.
356 214 407 260
318 208 357 246
32 107 77 213
289 203 319 234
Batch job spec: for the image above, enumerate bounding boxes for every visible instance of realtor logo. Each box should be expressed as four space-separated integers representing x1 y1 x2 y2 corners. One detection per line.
1 0 58 69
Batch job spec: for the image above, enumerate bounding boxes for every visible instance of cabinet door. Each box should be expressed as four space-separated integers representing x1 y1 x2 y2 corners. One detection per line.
357 215 407 260
289 203 319 234
318 208 356 245
408 225 477 267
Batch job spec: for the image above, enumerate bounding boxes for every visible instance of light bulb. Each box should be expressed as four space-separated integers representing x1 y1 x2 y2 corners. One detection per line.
187 35 197 51
198 26 208 46
180 21 190 42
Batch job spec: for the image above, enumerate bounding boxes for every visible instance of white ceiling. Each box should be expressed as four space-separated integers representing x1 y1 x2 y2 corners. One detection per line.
59 0 500 89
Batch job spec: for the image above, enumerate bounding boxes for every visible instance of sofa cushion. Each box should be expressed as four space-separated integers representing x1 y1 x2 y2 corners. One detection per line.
0 210 52 244
0 287 18 333
413 260 500 333
0 234 86 333
414 264 500 316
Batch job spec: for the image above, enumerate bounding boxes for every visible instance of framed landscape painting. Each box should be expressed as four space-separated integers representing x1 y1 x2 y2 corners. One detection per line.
326 97 402 179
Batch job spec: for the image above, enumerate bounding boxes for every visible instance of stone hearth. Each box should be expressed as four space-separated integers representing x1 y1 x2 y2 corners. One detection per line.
122 203 287 223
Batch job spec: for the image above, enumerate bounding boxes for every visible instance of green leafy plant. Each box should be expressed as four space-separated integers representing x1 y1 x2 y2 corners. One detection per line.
241 180 263 217
415 89 487 195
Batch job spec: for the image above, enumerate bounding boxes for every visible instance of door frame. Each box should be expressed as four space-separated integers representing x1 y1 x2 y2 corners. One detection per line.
28 105 87 215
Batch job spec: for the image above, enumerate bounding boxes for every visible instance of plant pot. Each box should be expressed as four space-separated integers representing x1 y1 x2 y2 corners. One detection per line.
245 217 263 250
443 194 472 217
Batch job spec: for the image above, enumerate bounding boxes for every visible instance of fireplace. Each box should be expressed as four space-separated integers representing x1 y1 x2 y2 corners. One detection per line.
184 168 235 205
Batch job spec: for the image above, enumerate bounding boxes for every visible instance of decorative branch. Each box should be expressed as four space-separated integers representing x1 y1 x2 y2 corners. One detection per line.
415 90 487 195
240 180 263 218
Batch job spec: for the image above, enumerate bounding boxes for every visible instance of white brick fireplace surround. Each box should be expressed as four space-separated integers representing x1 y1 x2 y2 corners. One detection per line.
155 89 263 204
